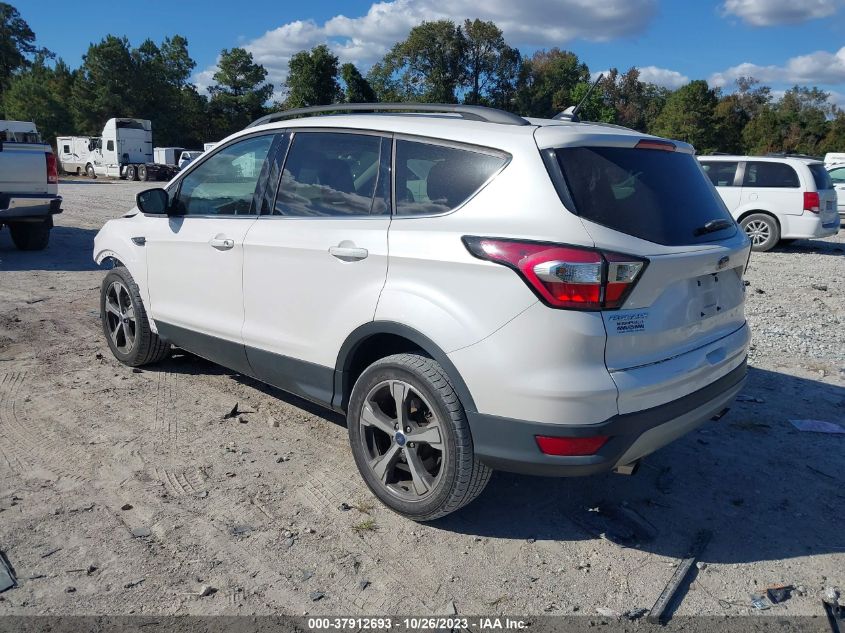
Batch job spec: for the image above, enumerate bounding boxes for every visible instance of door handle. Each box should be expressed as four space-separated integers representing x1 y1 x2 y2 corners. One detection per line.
329 243 368 261
209 237 235 251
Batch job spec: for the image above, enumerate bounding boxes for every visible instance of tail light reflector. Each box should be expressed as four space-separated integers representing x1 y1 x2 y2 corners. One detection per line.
635 139 676 151
463 237 646 310
803 192 820 213
536 435 608 456
46 152 58 184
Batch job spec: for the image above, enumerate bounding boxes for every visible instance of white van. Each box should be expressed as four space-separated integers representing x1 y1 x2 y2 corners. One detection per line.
699 155 839 251
56 136 92 175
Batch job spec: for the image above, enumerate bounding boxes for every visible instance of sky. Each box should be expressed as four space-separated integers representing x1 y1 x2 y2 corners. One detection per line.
17 0 845 106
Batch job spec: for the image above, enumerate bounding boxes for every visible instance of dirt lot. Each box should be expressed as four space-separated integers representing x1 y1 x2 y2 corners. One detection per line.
0 179 843 619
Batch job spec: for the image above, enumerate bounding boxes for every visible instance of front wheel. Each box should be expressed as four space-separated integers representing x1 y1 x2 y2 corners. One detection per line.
347 353 491 521
9 219 51 251
86 164 96 178
100 267 170 366
741 213 780 252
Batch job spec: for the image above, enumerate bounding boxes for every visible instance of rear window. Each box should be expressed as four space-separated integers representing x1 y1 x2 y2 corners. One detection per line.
743 161 799 188
555 147 736 246
809 164 833 190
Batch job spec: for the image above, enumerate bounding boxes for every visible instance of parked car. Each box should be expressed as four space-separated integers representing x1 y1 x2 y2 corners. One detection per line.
0 120 62 250
699 155 839 251
826 162 845 220
178 150 203 170
94 103 751 521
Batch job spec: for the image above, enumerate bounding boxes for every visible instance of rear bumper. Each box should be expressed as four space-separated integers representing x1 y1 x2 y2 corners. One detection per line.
780 211 839 239
468 359 747 476
0 194 62 221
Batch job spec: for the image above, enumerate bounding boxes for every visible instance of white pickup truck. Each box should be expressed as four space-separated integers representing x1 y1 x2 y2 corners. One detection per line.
0 120 62 250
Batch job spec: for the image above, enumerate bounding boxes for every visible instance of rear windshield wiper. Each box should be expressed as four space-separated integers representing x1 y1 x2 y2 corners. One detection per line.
694 219 733 236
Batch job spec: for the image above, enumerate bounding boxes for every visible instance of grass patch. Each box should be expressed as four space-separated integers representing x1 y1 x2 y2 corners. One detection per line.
352 518 377 534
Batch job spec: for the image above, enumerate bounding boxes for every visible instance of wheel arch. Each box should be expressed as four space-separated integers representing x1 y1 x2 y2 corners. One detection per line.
333 322 477 414
737 209 781 229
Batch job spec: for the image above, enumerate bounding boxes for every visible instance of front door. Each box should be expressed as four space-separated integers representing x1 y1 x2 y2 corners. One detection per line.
241 130 392 406
144 133 277 373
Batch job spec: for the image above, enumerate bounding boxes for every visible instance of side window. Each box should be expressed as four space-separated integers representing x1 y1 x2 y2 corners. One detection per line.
173 134 274 216
829 167 845 183
395 140 507 216
743 162 799 188
106 140 114 151
274 132 388 217
700 161 738 187
62 144 70 153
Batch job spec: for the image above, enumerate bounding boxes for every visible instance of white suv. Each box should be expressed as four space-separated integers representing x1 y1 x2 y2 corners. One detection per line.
699 155 839 251
94 104 751 521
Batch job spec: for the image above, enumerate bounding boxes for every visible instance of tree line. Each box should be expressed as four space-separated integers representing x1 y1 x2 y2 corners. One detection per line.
1 2 843 155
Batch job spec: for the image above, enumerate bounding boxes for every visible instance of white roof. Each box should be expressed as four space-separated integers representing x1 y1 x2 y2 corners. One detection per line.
1 120 38 134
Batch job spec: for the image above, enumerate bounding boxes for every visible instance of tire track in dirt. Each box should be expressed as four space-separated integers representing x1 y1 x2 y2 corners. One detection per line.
0 370 90 482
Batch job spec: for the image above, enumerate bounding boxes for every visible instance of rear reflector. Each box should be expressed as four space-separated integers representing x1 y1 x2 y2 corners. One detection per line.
635 139 676 151
803 191 820 213
535 435 608 456
463 237 646 310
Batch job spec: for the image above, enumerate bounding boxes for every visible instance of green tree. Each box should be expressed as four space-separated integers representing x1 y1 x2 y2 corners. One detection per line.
0 2 49 100
340 62 376 103
379 20 465 103
462 19 519 107
208 47 273 136
2 55 73 142
599 67 668 131
515 49 590 118
651 80 719 152
570 80 615 123
820 111 845 154
71 35 136 134
283 45 342 108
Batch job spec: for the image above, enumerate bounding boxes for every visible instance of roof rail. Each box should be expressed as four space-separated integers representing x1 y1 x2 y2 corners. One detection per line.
764 151 823 161
247 102 531 128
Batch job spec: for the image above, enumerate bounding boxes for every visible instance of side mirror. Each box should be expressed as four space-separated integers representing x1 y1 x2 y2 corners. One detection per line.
136 188 169 215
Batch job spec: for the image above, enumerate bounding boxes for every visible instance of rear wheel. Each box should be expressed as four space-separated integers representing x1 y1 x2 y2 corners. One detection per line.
138 164 148 181
9 219 51 251
741 213 779 252
125 165 137 181
100 267 170 366
347 353 491 521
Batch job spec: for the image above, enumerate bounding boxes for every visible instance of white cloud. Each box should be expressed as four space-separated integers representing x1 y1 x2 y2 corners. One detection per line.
721 0 842 26
710 46 845 87
637 66 690 89
194 0 658 94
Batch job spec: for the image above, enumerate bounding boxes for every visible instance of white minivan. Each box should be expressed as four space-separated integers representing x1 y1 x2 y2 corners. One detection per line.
699 155 839 251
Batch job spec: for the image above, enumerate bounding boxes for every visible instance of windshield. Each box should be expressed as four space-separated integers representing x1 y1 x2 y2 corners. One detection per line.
554 146 737 246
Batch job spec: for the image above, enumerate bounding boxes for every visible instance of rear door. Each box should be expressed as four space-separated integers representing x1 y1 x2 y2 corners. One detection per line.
551 142 750 411
807 163 839 225
699 159 742 216
241 130 392 406
742 161 803 216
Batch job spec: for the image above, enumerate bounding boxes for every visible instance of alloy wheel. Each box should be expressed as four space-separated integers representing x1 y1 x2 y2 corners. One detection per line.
358 379 446 501
104 281 137 354
744 219 770 245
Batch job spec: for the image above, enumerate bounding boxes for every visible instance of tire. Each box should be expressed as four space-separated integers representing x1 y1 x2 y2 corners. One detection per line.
347 353 491 521
138 164 148 181
740 213 779 252
100 267 170 367
9 219 51 251
86 163 96 179
125 165 137 181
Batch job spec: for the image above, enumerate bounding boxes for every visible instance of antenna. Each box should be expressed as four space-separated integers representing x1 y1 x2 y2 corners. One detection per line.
553 73 604 122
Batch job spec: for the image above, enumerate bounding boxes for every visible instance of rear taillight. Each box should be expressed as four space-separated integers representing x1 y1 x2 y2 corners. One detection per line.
463 237 647 310
803 192 820 213
536 435 608 456
46 152 58 184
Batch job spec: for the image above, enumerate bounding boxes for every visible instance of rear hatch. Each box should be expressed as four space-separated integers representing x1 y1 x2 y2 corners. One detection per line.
807 163 839 227
538 128 751 411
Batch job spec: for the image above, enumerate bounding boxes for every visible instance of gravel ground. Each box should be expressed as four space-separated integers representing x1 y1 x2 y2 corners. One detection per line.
0 178 843 619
